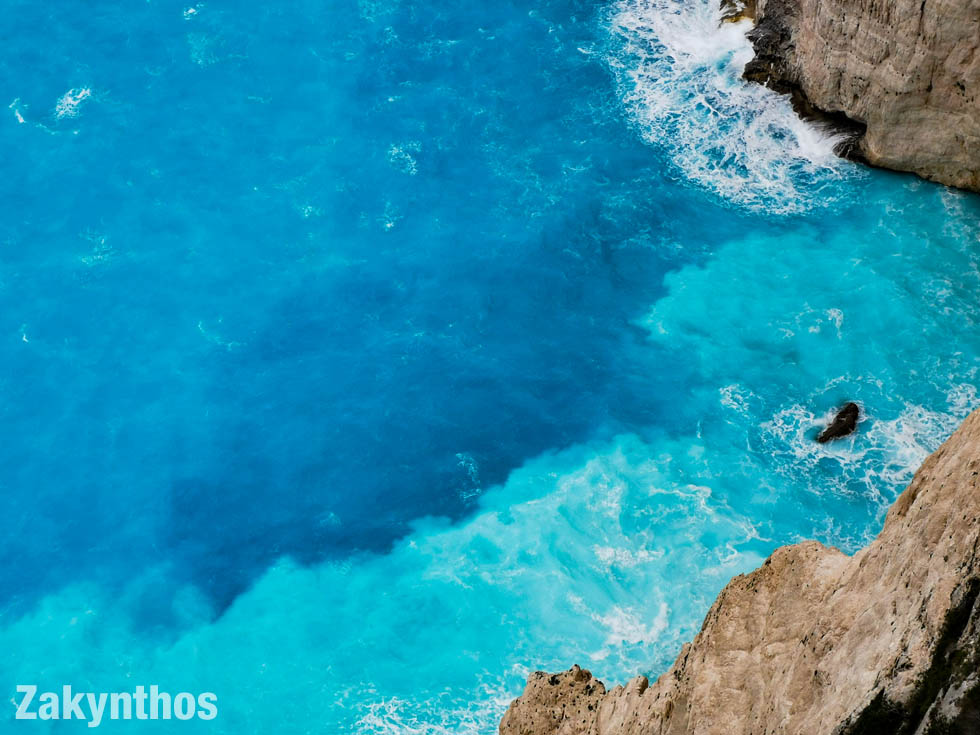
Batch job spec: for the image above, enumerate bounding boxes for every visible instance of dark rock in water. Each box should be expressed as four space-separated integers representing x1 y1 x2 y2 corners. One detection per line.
817 402 860 443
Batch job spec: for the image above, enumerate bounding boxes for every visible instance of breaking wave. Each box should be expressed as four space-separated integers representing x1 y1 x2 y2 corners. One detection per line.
605 0 857 212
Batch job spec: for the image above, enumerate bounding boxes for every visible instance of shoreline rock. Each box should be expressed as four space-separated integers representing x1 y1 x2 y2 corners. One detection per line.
738 0 980 191
816 402 860 443
499 409 980 734
719 0 757 23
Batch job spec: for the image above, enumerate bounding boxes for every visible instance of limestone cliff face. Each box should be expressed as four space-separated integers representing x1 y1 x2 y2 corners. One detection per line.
740 0 980 190
499 409 980 735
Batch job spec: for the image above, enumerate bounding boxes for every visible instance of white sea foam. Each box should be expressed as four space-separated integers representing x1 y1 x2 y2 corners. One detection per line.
605 0 855 211
719 383 757 415
940 188 980 246
354 678 516 735
591 604 670 661
8 98 26 124
54 87 92 119
78 230 113 267
947 384 978 416
387 142 421 175
196 318 244 351
593 544 663 569
762 388 971 523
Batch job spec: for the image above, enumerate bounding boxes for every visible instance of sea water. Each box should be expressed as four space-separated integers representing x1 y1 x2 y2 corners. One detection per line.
1 0 978 731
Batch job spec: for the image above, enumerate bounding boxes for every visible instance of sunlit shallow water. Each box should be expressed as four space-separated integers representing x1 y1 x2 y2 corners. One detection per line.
1 0 978 732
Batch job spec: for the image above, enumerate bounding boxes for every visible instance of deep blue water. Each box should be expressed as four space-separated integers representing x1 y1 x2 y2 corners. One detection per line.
2 0 979 732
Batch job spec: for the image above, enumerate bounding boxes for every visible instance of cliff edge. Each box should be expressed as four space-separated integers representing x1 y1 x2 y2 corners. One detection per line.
739 0 980 190
500 408 980 735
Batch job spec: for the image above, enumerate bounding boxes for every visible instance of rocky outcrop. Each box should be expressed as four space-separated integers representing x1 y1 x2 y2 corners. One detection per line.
500 408 980 735
740 0 980 190
817 402 860 443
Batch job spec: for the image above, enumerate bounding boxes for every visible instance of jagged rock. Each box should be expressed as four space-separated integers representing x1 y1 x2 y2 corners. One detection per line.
498 666 606 735
500 409 980 735
740 0 980 190
816 402 860 443
720 0 757 23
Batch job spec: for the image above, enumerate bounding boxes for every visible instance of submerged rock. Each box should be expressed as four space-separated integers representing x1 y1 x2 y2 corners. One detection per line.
500 409 980 735
816 401 860 443
737 0 980 191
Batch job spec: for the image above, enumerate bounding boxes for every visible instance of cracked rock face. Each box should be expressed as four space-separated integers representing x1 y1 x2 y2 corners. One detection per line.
743 0 980 190
500 409 980 735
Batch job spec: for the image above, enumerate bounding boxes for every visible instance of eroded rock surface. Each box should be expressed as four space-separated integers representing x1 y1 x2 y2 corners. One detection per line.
501 409 980 735
742 0 980 190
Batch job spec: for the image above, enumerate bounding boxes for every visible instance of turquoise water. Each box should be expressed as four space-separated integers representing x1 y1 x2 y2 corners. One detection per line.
2 0 979 731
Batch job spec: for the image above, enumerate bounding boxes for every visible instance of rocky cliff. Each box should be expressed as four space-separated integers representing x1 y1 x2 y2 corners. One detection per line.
737 0 980 190
499 408 980 735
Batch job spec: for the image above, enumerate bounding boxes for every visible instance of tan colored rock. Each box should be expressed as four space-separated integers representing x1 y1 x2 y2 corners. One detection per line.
498 666 606 735
720 0 757 23
742 0 980 190
500 409 980 735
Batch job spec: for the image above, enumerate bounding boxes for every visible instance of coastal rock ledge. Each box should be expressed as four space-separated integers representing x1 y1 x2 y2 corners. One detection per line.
500 409 980 735
741 0 980 190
